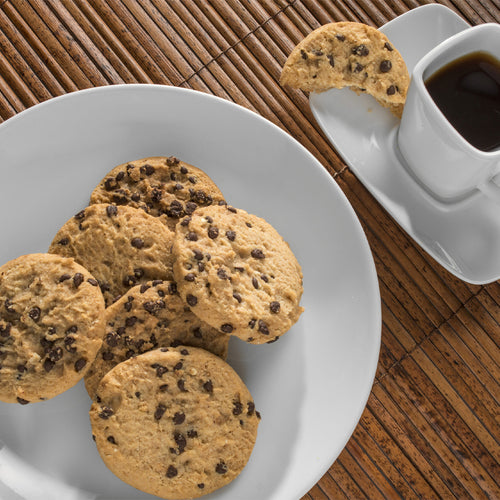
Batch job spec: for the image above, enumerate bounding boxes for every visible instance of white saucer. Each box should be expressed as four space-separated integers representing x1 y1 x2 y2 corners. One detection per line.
310 4 500 285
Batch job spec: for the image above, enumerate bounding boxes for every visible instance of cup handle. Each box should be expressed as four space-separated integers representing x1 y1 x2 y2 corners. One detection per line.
478 172 500 205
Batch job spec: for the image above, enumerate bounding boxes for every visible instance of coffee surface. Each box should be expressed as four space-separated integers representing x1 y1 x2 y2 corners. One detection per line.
425 51 500 152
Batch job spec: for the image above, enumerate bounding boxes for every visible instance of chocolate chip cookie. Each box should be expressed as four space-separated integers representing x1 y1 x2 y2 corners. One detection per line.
84 280 230 399
0 253 105 404
90 346 260 499
89 156 226 231
280 21 410 117
48 204 175 306
172 205 304 344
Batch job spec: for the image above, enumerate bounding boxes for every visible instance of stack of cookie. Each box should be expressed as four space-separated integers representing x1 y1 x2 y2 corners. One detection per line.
0 155 304 499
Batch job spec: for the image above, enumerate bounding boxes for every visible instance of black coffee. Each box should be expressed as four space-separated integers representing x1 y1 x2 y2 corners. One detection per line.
424 51 500 152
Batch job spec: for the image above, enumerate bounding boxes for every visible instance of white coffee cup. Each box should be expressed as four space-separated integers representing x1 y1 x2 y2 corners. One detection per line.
397 23 500 203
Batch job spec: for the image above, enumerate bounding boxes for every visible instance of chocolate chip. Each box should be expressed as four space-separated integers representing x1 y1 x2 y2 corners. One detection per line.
141 164 155 176
300 49 308 60
226 230 236 241
247 401 255 416
188 176 197 184
186 231 198 241
73 273 84 288
87 278 98 286
248 319 256 329
217 268 229 280
252 277 259 289
131 237 144 249
99 406 114 419
258 319 269 335
233 293 242 303
125 316 137 327
105 332 119 347
107 436 117 444
197 483 205 489
102 351 114 361
0 323 11 337
140 284 150 294
59 274 71 282
216 461 228 474
177 379 187 392
186 294 197 306
251 248 265 259
74 358 87 371
221 323 233 334
151 363 168 377
233 401 243 415
159 384 169 392
125 349 135 359
203 380 213 393
135 391 141 398
64 336 76 352
17 397 29 405
327 54 335 67
166 465 178 478
28 306 41 322
270 301 280 313
43 359 54 372
173 411 185 424
184 273 196 282
174 432 187 453
187 429 198 438
104 178 117 191
74 210 85 220
58 237 69 245
227 206 237 213
207 226 219 239
336 33 346 41
380 60 392 73
197 262 205 272
387 85 396 95
384 42 393 51
353 44 369 56
174 361 183 371
48 347 63 362
353 62 364 73
154 404 167 420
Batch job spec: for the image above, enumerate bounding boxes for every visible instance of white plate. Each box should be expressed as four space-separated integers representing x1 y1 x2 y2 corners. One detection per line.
310 4 500 285
0 85 381 500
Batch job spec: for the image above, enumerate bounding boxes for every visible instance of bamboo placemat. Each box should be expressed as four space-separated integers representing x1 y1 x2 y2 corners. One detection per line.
0 1 498 498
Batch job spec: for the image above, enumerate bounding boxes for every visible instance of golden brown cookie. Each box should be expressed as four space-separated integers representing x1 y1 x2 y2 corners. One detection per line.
89 346 260 499
0 253 105 404
89 156 226 231
280 22 410 117
172 205 304 345
84 280 230 399
48 204 175 306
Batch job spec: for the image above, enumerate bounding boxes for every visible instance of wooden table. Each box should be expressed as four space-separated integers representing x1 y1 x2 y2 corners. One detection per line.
0 1 498 498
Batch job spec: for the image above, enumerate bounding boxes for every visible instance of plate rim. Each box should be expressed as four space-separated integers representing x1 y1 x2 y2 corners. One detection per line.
0 83 382 499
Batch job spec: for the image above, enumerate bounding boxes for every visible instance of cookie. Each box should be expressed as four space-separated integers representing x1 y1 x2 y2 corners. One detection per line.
280 22 410 117
89 156 226 231
48 204 175 306
84 280 230 399
172 205 303 345
89 346 260 499
0 253 105 404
